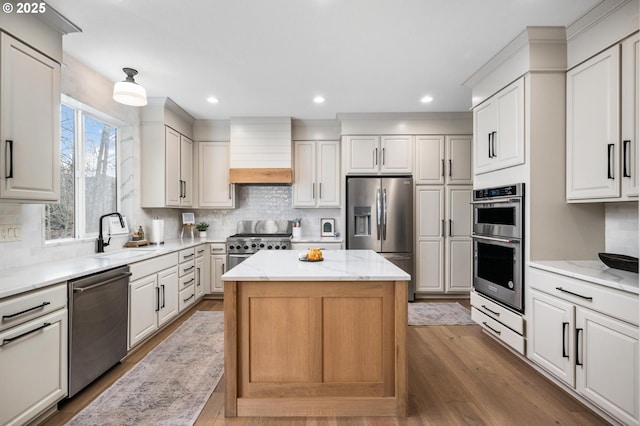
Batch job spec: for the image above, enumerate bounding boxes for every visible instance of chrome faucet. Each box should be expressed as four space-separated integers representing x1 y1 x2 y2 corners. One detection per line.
97 212 125 253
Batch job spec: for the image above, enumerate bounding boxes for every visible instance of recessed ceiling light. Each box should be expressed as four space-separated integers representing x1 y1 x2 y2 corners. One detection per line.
207 96 219 104
313 96 325 104
420 95 434 103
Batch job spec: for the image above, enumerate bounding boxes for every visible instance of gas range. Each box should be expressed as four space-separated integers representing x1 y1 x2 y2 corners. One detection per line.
227 233 292 254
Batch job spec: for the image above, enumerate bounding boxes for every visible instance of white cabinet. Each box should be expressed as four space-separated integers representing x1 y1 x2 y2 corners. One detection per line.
415 186 472 293
197 141 235 208
293 140 340 207
344 135 413 174
209 242 226 295
473 77 525 175
194 244 208 300
415 135 472 185
141 125 193 208
471 291 525 355
0 284 67 426
0 32 61 202
178 247 196 312
567 33 639 202
128 253 179 348
529 267 639 425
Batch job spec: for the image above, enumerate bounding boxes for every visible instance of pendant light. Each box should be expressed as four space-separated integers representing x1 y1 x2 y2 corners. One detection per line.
113 67 147 106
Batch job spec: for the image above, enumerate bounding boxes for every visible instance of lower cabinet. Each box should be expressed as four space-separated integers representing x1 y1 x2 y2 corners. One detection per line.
128 253 179 349
470 290 525 355
209 242 227 295
529 268 639 425
195 244 208 300
0 284 68 426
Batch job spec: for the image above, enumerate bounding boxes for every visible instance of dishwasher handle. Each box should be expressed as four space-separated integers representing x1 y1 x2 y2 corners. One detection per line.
73 272 132 293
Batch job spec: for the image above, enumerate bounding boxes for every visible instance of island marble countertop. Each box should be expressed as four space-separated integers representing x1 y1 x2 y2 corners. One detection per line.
221 249 410 281
0 238 220 299
529 260 639 295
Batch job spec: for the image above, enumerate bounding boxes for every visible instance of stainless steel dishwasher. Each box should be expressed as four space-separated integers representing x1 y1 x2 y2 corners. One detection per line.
68 265 131 398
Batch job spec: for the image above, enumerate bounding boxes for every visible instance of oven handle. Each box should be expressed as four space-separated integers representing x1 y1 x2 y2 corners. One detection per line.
471 234 520 244
471 198 521 205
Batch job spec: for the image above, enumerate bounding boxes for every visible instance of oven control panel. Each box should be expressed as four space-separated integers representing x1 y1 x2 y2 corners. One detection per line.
474 183 523 200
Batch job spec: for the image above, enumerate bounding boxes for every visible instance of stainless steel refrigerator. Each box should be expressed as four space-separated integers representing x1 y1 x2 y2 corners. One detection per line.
346 176 415 301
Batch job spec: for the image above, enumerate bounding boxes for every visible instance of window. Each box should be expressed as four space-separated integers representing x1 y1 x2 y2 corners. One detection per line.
45 100 119 241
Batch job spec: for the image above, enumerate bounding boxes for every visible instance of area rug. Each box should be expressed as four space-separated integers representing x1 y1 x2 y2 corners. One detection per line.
408 302 475 326
66 311 224 426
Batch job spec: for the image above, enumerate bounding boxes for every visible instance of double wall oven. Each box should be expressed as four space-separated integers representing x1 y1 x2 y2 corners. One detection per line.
471 183 524 312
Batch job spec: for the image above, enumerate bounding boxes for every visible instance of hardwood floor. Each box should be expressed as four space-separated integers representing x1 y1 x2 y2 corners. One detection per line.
42 299 607 426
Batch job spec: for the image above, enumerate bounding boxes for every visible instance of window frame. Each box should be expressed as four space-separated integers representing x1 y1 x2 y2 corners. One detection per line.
44 96 124 245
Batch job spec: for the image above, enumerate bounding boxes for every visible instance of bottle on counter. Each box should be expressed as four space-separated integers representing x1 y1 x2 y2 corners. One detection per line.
138 225 144 241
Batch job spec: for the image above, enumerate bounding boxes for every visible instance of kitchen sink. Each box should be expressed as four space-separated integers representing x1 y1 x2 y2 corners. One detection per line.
97 249 158 260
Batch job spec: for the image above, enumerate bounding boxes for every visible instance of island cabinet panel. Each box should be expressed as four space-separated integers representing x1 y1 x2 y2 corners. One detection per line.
225 280 407 417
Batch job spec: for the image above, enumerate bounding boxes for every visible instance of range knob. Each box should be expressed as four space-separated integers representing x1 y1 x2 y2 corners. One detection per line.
251 243 257 248
281 243 287 250
267 245 273 249
259 243 265 248
244 245 249 250
235 245 242 250
275 245 280 250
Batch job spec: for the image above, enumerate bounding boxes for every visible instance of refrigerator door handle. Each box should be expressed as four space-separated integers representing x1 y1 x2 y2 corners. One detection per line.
382 188 388 240
376 188 382 240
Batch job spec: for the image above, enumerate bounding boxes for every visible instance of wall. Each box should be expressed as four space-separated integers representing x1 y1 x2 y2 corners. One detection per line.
605 202 639 257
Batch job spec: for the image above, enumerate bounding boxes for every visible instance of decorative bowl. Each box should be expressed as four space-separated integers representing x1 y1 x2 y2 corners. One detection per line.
598 253 638 273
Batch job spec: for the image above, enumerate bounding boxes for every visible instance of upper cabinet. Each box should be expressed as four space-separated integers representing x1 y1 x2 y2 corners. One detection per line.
196 141 235 209
293 140 340 208
0 32 61 202
415 135 472 185
141 98 195 208
344 135 413 174
473 77 525 175
566 33 639 202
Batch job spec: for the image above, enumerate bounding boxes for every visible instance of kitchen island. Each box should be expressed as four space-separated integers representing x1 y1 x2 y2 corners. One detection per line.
221 249 409 417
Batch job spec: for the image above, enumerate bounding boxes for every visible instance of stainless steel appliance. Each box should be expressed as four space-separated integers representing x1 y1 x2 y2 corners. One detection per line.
471 183 524 312
68 266 131 397
226 220 292 270
346 176 415 300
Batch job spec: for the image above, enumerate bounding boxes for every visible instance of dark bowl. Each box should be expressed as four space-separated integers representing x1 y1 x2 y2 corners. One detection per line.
598 253 639 273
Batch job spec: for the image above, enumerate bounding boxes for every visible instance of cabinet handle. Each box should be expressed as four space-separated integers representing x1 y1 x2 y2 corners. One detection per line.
184 278 195 286
156 287 160 312
183 294 195 303
441 159 445 177
562 322 569 358
449 219 452 237
449 159 452 177
228 183 232 199
197 249 205 254
623 140 631 178
374 148 378 166
441 219 445 237
319 182 322 200
480 304 500 317
312 183 315 200
161 284 166 308
196 267 201 287
5 140 13 178
222 263 226 273
607 143 615 179
1 322 51 347
488 133 492 158
211 247 224 252
2 301 50 319
491 131 497 158
482 321 501 335
382 147 385 165
183 253 195 259
183 265 195 273
575 328 583 366
555 286 593 301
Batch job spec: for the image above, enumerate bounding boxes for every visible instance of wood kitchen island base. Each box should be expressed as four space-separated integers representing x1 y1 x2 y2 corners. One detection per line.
224 277 407 417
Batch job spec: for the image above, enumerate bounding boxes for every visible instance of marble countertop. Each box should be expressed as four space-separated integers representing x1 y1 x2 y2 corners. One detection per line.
221 249 410 281
0 238 219 299
529 260 639 295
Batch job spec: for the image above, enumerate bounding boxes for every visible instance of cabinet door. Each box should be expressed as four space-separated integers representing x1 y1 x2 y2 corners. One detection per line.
180 135 193 206
445 187 472 292
0 309 67 426
494 77 525 170
567 45 620 200
473 100 495 174
345 136 379 173
446 136 472 184
380 136 413 173
293 141 316 207
447 187 471 238
195 256 205 300
576 308 638 425
621 34 639 198
157 267 179 327
416 187 444 239
198 142 234 208
210 254 225 293
129 275 158 348
165 127 181 207
415 136 445 184
0 33 61 202
317 141 340 207
529 290 575 387
416 240 443 292
415 187 444 292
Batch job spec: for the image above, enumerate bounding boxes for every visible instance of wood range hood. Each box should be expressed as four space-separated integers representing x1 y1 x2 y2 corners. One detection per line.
229 117 293 184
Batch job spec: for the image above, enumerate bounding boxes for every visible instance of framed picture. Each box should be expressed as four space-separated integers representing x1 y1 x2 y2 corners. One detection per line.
320 218 335 237
182 212 195 225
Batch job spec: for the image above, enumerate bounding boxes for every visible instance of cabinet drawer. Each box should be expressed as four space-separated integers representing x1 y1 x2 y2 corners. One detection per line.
195 245 207 258
179 272 195 290
530 268 638 325
472 307 525 355
470 291 524 334
179 286 196 312
179 260 196 277
179 247 196 262
130 252 178 281
0 283 66 332
210 243 226 255
0 309 68 426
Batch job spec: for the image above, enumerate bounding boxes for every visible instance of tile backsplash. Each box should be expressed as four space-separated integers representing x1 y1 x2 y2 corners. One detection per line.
605 202 638 257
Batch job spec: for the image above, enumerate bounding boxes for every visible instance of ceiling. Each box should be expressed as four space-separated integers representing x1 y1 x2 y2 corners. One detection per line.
47 0 600 120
